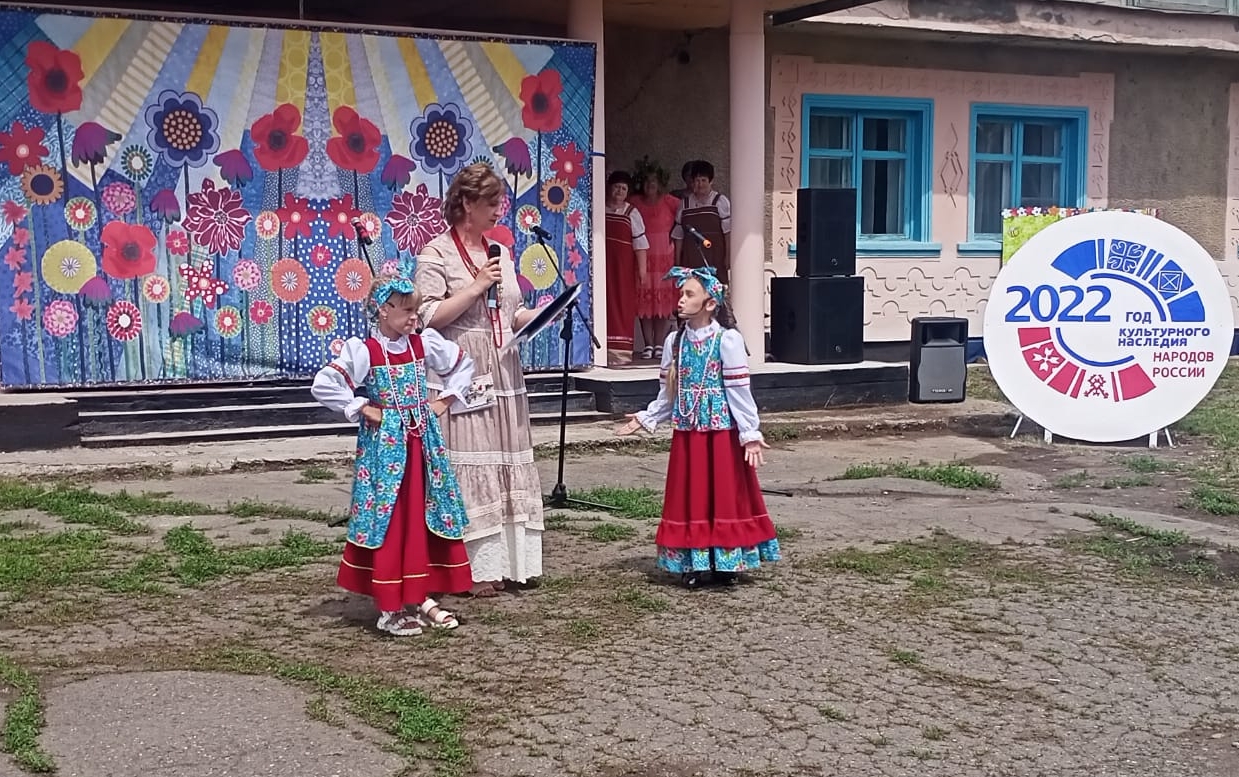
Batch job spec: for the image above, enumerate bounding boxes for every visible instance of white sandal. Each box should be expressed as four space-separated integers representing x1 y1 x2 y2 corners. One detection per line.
639 346 654 360
418 598 459 630
376 611 423 636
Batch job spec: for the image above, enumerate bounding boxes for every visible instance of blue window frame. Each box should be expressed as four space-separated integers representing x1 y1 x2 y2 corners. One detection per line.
800 95 938 257
963 104 1088 255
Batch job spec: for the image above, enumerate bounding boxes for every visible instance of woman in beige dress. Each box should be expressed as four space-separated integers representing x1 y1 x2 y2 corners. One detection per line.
415 163 547 596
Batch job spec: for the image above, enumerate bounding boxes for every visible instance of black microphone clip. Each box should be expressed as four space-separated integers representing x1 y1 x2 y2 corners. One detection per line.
530 225 553 241
683 224 712 249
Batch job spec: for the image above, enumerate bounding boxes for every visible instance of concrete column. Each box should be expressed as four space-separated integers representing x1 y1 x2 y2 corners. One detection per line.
729 0 766 364
568 0 608 368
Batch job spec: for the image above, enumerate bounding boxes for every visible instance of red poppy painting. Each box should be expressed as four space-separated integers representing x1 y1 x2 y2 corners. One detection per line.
250 103 309 171
25 41 83 114
100 221 157 279
326 106 381 174
519 69 564 134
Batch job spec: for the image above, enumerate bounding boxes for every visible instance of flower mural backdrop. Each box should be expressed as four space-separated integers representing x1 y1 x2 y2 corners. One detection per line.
0 8 597 387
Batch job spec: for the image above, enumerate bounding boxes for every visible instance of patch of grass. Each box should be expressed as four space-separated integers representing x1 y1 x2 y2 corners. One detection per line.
1076 512 1188 545
567 487 664 520
1064 511 1233 583
922 725 948 741
1187 484 1239 516
763 425 803 443
305 694 336 725
296 465 338 484
227 501 345 524
0 530 107 598
0 521 37 534
537 574 582 594
965 365 1007 403
814 532 1051 607
0 479 222 536
1100 475 1153 490
586 522 637 543
1175 361 1239 449
824 533 989 579
1123 455 1174 474
819 705 849 721
889 648 921 666
96 554 169 595
164 525 336 586
206 648 468 775
0 656 53 772
1053 471 1090 489
566 619 601 641
612 586 669 614
544 513 572 531
836 461 1000 490
776 526 803 541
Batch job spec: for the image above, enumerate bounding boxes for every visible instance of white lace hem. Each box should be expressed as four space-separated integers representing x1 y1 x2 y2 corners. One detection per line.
465 525 543 583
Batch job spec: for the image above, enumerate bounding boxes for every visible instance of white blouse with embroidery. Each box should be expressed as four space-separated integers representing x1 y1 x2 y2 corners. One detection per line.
311 328 475 423
634 320 763 445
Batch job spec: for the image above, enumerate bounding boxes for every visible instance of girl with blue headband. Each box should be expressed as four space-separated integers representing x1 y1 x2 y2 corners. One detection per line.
311 257 477 635
615 267 781 587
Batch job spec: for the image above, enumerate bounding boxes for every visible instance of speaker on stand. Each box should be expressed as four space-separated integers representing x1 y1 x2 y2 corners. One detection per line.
770 188 865 365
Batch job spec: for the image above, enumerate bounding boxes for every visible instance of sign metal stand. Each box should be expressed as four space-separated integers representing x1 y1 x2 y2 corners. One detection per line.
1009 413 1174 448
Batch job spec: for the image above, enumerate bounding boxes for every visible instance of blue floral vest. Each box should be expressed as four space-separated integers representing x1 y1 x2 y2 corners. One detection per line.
346 336 468 549
672 328 734 432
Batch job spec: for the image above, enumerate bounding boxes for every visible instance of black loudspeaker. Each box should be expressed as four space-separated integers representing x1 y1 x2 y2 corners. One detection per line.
769 276 864 365
796 187 856 278
909 317 968 403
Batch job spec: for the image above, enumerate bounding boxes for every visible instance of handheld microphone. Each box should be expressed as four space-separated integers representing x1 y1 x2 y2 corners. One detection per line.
683 225 712 249
486 243 501 310
530 225 553 241
352 220 373 246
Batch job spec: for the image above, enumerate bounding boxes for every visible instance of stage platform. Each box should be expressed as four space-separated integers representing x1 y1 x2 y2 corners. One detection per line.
0 359 911 451
573 359 910 415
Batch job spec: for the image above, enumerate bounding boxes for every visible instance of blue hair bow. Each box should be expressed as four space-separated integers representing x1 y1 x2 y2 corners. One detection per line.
665 266 724 304
367 255 417 320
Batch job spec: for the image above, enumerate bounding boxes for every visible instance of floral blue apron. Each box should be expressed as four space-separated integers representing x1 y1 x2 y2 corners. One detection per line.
346 336 468 549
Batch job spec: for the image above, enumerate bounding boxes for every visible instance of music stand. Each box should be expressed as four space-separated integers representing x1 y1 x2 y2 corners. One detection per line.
519 234 616 512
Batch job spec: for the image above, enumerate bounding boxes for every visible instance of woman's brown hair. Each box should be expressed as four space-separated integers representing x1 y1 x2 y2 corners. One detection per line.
443 162 504 226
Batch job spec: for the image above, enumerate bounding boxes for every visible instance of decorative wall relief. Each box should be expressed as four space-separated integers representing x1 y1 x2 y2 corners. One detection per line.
769 55 1115 341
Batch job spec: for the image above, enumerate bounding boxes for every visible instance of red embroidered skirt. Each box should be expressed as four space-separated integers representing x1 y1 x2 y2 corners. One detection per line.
656 429 777 551
337 436 473 612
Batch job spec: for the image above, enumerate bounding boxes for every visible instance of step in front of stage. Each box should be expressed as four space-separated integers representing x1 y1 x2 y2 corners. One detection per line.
1 360 909 450
0 375 607 450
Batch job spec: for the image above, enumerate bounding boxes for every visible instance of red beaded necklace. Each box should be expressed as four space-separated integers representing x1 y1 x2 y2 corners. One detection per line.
451 227 504 349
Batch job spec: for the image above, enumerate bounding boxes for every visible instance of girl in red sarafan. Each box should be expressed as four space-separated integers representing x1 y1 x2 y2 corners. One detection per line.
614 266 781 588
311 258 476 636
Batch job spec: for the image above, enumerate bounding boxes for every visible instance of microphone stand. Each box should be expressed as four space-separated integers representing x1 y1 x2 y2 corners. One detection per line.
534 232 615 512
354 225 377 338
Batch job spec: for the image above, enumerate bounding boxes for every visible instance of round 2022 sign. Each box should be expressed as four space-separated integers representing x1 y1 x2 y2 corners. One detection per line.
983 211 1233 443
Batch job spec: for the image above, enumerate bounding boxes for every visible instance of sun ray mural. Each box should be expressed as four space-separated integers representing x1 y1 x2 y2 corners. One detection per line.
0 8 596 387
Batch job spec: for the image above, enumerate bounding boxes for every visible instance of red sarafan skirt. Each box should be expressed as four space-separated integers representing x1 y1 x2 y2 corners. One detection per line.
655 429 778 557
337 436 473 612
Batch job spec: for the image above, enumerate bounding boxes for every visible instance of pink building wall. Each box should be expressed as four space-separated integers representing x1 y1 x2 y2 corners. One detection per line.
769 56 1115 342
